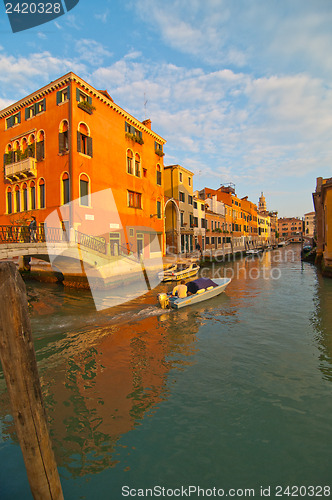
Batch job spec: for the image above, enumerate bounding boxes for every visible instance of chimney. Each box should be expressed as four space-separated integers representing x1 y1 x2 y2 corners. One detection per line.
142 119 151 129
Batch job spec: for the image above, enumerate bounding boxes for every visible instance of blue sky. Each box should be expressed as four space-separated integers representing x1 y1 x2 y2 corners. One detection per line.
1 0 332 217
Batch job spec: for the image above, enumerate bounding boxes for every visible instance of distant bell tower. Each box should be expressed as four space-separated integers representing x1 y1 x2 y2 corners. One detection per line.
258 192 267 212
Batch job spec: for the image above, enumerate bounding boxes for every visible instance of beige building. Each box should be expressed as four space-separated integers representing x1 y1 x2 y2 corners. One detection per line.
278 217 303 242
304 211 315 238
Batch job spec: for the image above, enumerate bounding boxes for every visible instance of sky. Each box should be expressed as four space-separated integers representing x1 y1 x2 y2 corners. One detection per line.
1 0 332 217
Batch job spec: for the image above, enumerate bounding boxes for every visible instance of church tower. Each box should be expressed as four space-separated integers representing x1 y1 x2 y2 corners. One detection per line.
258 192 267 213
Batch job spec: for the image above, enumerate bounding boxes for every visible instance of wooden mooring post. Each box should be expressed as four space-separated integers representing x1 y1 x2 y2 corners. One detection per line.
0 262 64 500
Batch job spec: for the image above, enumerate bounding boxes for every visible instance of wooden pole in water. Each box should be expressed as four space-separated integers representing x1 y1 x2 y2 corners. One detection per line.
0 262 64 500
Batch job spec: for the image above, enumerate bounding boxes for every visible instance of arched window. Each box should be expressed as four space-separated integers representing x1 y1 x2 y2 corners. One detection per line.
22 183 28 211
15 185 21 212
30 181 36 210
77 123 92 157
36 130 45 161
4 144 12 166
156 164 162 185
39 178 45 209
135 153 141 177
27 134 35 158
59 120 69 154
127 149 133 174
79 173 90 207
13 141 20 163
62 172 70 205
21 137 27 155
6 187 12 214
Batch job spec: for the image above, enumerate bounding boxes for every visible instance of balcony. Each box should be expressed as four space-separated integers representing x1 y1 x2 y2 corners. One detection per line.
5 157 37 183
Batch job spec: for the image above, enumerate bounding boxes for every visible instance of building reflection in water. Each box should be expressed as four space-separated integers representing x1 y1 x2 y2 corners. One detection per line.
311 273 332 382
0 310 200 477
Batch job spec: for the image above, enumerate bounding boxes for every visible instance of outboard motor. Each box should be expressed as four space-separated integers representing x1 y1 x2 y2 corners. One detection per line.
158 293 169 309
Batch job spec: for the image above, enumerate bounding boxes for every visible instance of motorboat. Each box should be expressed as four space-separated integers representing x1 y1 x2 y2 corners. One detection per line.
158 262 200 282
246 249 263 256
158 277 231 309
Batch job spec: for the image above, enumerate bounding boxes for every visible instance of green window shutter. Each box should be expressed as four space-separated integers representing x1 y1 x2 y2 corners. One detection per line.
34 103 38 115
87 95 92 105
25 108 29 120
42 98 46 111
77 131 82 153
56 91 61 105
87 137 93 157
66 86 70 100
18 112 21 123
36 141 45 161
76 88 80 101
4 153 8 166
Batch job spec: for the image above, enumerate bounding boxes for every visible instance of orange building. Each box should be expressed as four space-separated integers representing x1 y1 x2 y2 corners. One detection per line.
0 72 166 257
198 185 258 245
278 217 303 242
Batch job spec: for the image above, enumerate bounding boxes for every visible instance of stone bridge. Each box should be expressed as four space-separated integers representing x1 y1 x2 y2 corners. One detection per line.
0 225 163 290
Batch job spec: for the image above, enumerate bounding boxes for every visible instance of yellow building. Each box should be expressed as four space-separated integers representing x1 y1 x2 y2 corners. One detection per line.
164 165 194 254
313 177 332 277
257 213 271 243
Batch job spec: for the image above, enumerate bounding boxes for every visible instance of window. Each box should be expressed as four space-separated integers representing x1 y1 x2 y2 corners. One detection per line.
23 183 28 211
79 174 90 206
179 191 185 202
206 237 210 245
36 131 45 161
154 142 163 156
180 212 184 226
77 124 92 157
30 181 36 210
15 186 21 212
6 188 12 214
128 190 142 209
59 121 69 154
179 172 183 182
156 164 162 185
39 179 45 209
188 177 191 186
193 216 198 227
127 150 133 174
76 88 91 104
157 200 161 218
57 86 70 104
125 122 143 144
201 218 205 228
62 173 70 205
188 195 193 205
194 201 197 209
6 112 21 129
135 153 141 177
25 99 46 120
190 214 194 227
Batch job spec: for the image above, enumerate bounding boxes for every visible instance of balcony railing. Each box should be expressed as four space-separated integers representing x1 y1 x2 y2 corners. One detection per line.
4 157 37 183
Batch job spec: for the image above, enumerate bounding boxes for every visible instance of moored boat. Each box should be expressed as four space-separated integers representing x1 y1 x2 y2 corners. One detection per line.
158 262 200 282
158 277 231 309
246 249 262 256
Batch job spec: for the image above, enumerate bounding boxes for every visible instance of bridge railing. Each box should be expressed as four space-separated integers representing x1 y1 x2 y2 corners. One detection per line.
75 230 107 255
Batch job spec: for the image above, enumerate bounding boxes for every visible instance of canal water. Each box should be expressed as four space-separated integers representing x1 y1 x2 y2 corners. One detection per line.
1 246 332 499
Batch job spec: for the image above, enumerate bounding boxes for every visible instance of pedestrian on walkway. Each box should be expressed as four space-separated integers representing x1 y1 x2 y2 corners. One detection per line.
29 217 37 242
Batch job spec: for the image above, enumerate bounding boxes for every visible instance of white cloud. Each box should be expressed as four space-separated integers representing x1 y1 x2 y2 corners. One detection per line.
75 39 112 66
0 51 86 98
94 9 110 24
